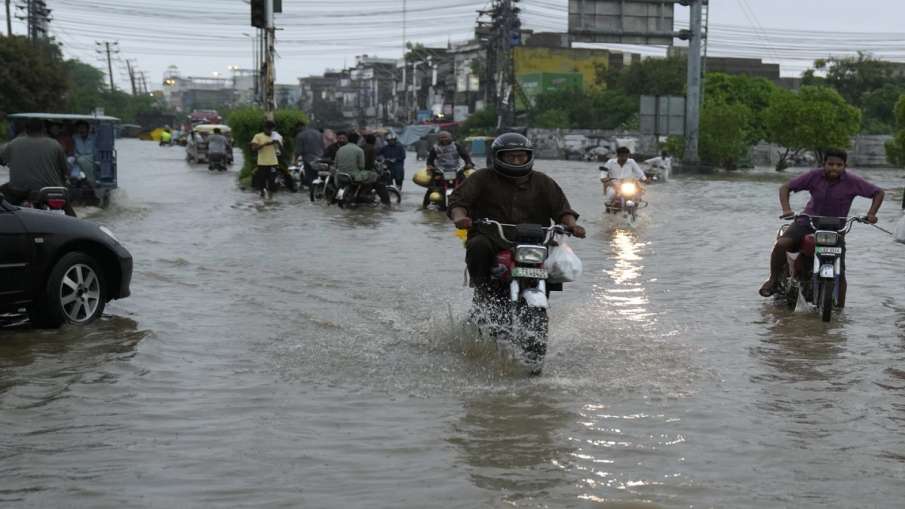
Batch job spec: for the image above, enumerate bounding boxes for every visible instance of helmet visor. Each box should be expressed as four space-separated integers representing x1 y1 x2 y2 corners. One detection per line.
498 149 531 166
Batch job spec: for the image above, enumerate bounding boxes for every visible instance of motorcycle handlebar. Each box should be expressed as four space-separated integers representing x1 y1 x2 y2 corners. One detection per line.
782 213 865 234
474 218 571 244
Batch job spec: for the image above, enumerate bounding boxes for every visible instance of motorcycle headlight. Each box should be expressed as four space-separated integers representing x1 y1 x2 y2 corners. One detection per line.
815 231 839 246
515 245 548 264
620 182 638 196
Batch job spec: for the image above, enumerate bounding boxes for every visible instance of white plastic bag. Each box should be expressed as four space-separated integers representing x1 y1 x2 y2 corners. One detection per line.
545 238 583 283
894 215 905 244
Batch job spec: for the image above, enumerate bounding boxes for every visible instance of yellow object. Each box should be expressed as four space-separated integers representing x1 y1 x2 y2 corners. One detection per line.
412 168 431 188
429 191 443 204
160 130 172 143
251 132 279 166
149 127 165 141
513 47 611 92
454 228 468 245
462 168 475 178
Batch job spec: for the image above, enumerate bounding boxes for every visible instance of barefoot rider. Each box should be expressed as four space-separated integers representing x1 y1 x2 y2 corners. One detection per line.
759 148 884 305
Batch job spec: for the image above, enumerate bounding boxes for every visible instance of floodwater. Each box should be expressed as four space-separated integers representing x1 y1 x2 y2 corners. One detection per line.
2 140 904 508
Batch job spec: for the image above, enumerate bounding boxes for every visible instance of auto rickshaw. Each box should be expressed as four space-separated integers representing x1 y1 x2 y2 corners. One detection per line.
5 113 120 208
186 124 233 165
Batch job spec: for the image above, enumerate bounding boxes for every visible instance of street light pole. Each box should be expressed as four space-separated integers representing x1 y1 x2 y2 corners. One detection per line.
683 0 704 166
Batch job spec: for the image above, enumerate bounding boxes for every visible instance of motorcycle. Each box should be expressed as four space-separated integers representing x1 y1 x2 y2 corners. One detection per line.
20 186 71 215
333 162 402 208
469 219 575 374
208 152 228 172
422 165 470 211
306 160 337 203
773 214 866 322
604 178 647 221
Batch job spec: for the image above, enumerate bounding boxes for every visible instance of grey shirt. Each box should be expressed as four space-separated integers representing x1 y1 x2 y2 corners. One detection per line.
207 134 229 154
335 143 365 173
0 135 68 191
295 127 324 163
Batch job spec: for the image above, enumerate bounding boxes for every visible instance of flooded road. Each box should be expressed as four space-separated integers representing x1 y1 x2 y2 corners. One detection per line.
2 140 904 508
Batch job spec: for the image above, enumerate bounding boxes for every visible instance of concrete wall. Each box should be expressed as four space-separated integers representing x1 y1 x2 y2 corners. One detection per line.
526 129 658 159
753 135 894 168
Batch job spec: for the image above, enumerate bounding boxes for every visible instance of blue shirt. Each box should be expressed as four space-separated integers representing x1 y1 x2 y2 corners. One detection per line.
379 143 406 171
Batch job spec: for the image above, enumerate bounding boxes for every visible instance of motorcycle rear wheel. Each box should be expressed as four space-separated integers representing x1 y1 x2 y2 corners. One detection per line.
310 183 324 202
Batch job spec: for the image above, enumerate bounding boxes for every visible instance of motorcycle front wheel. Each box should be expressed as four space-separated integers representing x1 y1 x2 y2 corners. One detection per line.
310 183 324 202
820 280 835 322
386 186 402 205
515 304 549 374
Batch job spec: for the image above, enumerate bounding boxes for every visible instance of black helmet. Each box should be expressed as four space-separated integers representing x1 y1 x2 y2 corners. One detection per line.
491 133 534 177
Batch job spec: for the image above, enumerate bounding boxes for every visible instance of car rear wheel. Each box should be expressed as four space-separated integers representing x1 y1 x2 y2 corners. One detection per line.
29 252 107 328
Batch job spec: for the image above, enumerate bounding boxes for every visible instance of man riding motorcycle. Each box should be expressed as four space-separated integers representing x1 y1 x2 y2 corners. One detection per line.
427 131 474 175
448 133 586 301
759 148 884 305
0 117 77 216
600 146 648 205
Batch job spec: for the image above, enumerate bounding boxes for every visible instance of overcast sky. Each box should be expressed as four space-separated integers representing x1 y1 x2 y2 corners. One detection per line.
5 0 904 91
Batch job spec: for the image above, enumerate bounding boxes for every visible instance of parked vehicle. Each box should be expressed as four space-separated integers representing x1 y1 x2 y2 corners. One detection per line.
469 219 576 374
0 192 132 327
773 214 866 322
6 113 120 208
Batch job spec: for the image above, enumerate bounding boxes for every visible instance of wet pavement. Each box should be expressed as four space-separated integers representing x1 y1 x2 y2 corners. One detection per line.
2 140 904 507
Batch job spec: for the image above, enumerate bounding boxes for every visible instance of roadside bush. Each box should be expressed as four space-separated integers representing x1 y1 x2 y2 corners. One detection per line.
884 94 905 167
228 107 308 184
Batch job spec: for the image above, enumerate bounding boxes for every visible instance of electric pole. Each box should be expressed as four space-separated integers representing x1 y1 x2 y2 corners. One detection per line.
486 0 519 130
125 59 137 95
683 0 704 166
96 41 119 93
263 0 275 113
20 0 50 42
5 0 12 36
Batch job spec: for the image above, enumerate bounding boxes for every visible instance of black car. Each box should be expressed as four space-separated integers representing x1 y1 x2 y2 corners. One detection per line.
0 193 132 328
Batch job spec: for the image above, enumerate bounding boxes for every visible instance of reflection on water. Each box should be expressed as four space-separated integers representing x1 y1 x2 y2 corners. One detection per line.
0 315 150 396
596 228 654 324
448 389 574 502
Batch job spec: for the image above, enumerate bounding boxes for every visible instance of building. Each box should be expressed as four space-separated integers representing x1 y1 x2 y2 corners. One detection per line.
162 66 236 112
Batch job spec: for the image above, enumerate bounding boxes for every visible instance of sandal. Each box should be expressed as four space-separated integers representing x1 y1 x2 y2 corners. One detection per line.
758 281 778 297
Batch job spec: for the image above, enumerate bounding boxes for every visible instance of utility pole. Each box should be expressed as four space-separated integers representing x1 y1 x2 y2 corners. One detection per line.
125 59 137 95
401 0 407 121
5 0 12 36
683 0 704 166
263 0 275 113
96 41 119 93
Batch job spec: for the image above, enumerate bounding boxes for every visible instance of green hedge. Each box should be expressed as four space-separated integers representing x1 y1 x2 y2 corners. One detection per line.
227 107 308 185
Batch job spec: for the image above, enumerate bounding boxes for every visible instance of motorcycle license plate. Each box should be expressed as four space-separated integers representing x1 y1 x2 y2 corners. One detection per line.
511 267 547 279
816 246 842 255
444 172 458 181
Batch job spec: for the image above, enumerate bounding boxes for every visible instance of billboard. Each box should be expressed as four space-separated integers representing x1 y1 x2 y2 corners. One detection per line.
569 0 676 45
513 47 611 92
640 95 685 136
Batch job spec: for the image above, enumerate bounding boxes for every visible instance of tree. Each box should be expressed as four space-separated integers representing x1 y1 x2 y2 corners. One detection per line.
699 100 753 170
461 106 497 137
63 59 107 114
764 86 862 171
884 94 905 168
0 35 68 113
598 56 686 97
704 72 780 144
803 53 905 133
